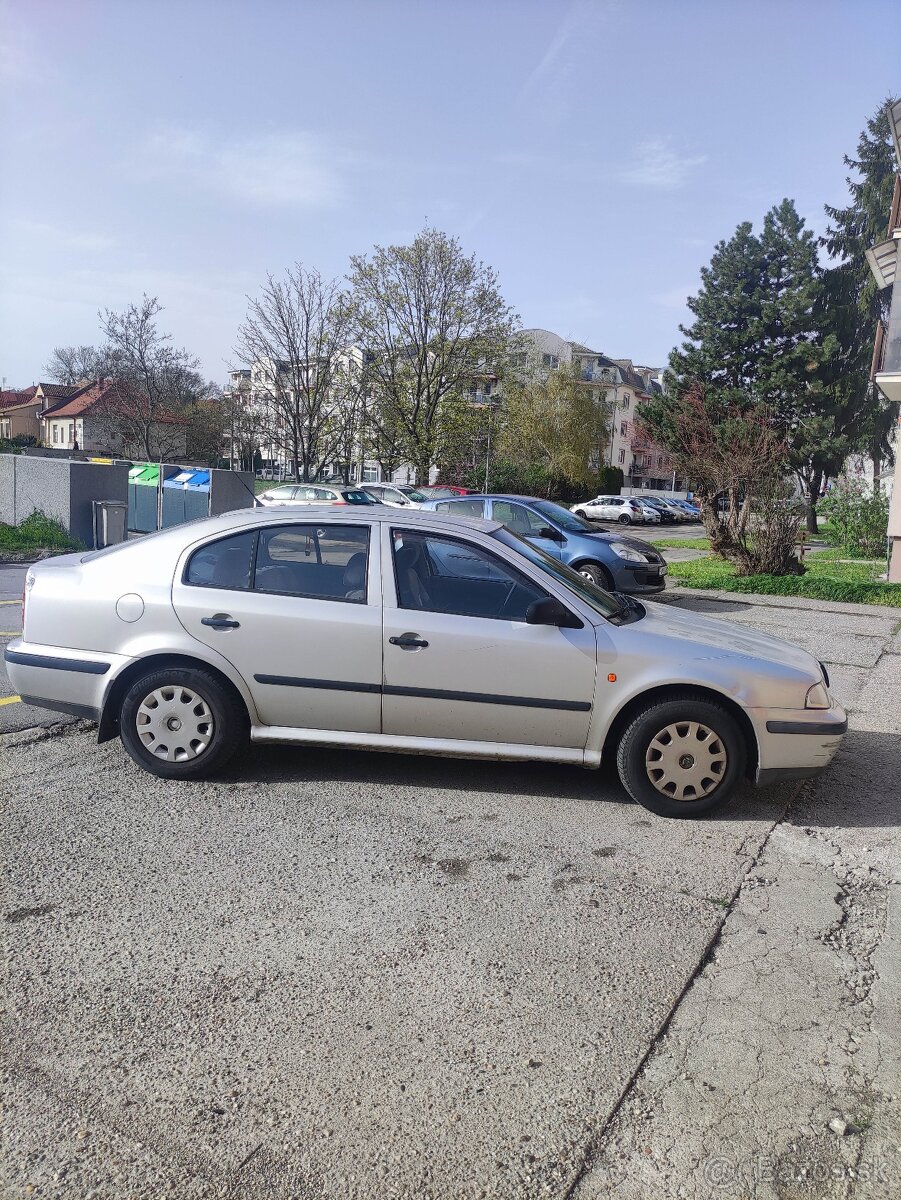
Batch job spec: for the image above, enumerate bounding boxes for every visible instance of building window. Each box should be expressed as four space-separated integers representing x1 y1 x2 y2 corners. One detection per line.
621 394 631 409
510 352 527 367
541 354 559 369
53 426 59 444
361 465 379 483
620 422 627 437
618 449 625 464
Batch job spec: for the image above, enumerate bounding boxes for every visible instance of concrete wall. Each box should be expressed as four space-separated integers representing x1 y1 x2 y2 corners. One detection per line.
209 469 255 515
0 454 128 547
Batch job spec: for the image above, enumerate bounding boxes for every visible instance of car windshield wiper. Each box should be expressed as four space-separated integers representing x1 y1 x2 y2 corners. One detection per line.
606 591 646 625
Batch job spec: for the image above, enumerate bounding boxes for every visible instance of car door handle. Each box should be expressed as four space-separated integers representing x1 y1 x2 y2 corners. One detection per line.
201 614 240 630
389 634 429 649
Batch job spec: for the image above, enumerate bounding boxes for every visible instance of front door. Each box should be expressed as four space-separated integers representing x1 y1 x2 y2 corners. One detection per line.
381 526 596 749
172 521 383 732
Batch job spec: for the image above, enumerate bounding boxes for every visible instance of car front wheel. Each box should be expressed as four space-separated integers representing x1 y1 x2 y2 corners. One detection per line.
119 666 247 779
576 561 612 588
615 695 745 817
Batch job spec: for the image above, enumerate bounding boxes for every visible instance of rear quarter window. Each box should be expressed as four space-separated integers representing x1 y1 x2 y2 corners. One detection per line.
185 530 256 589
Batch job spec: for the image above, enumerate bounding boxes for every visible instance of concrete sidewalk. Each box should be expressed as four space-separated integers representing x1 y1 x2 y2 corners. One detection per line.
573 591 901 1199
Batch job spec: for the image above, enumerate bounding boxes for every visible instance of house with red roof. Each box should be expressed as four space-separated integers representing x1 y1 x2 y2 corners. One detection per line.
40 378 187 458
1 386 41 442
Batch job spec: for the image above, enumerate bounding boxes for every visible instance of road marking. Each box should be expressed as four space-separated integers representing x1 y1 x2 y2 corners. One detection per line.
0 632 22 636
0 599 20 603
0 695 22 706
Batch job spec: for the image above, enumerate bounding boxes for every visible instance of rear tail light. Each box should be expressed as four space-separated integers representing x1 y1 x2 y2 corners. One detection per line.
22 568 35 634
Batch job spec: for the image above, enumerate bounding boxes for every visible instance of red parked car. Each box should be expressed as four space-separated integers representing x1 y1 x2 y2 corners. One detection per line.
417 485 473 498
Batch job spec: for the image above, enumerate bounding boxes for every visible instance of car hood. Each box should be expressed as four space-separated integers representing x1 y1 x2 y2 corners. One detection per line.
623 598 820 681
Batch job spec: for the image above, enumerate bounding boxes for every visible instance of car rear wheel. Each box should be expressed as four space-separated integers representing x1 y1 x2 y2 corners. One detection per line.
120 667 247 779
618 513 631 524
577 562 612 589
615 695 745 818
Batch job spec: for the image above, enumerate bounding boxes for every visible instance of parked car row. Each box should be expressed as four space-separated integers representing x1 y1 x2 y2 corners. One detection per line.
571 495 701 525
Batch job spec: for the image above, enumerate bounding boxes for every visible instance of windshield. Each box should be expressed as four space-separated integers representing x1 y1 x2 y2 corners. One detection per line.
342 490 378 505
529 499 595 532
493 527 622 619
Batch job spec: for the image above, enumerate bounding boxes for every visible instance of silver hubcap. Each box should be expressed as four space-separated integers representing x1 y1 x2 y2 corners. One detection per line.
136 685 214 762
645 720 727 802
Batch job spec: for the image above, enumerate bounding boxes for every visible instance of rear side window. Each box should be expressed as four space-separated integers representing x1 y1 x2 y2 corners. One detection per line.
435 499 486 517
185 531 256 589
254 524 370 603
342 490 377 505
267 486 297 500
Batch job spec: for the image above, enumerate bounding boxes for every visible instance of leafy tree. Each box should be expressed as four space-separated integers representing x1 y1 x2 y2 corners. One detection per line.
346 227 518 484
499 359 610 491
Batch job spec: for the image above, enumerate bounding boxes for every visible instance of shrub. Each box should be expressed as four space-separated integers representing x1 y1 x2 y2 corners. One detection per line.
819 479 889 558
0 510 81 552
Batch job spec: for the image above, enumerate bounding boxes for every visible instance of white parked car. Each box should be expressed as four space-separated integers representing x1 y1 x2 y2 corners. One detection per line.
361 483 427 509
256 484 378 508
7 507 846 818
572 496 650 524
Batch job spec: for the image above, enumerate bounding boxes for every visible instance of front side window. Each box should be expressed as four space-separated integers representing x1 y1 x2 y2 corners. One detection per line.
391 530 548 621
342 490 378 505
267 486 297 500
530 499 594 532
255 524 369 602
491 501 553 537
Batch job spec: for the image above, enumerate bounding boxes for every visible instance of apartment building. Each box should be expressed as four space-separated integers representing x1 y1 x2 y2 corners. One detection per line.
517 329 681 490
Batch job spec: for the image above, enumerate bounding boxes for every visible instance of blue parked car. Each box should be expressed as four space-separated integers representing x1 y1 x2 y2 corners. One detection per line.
419 494 667 594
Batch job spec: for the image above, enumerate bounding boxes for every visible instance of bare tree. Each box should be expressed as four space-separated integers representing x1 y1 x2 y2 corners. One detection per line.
43 344 105 386
96 295 203 459
234 265 359 481
346 228 519 484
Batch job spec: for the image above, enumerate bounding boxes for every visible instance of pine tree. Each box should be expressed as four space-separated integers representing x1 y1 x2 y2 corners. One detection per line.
817 97 900 508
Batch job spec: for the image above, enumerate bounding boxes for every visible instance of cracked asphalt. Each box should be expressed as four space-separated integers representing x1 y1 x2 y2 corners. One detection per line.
2 584 899 1198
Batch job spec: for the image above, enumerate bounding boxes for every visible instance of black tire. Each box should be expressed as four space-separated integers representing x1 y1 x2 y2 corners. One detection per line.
119 666 248 779
615 694 746 818
573 509 588 519
576 561 612 589
618 513 631 524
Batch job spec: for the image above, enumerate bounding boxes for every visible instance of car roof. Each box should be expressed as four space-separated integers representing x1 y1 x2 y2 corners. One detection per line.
220 504 502 534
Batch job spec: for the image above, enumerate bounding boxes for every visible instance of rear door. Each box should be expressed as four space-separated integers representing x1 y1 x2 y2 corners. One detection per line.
172 521 383 732
381 525 596 749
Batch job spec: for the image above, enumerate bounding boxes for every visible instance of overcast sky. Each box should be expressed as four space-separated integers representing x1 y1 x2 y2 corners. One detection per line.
1 0 897 388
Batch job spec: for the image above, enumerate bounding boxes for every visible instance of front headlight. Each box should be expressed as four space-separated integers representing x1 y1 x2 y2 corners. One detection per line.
805 682 830 709
610 542 646 562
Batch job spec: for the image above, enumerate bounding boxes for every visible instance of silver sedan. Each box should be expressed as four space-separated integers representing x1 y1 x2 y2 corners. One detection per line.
5 507 846 817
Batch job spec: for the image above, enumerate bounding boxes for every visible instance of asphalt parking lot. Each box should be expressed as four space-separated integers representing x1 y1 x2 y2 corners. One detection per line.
3 564 899 1198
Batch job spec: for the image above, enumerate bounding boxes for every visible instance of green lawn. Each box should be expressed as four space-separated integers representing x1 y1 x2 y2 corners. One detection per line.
667 548 900 607
651 536 710 550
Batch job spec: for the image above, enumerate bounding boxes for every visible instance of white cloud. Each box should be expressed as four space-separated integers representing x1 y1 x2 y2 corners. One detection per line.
139 128 347 209
615 138 707 190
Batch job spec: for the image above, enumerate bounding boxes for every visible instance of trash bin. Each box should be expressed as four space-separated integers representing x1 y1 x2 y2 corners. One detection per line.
161 469 196 528
92 500 128 548
129 464 161 533
184 470 211 521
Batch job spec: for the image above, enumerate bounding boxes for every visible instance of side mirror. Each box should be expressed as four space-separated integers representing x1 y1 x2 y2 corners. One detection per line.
537 526 563 541
526 597 582 628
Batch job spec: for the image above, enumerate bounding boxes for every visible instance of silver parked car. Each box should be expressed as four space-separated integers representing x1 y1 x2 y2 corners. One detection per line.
572 496 650 524
256 483 378 507
6 507 846 818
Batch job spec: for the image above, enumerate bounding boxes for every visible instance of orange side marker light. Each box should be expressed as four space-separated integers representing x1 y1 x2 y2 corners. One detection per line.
607 674 617 682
